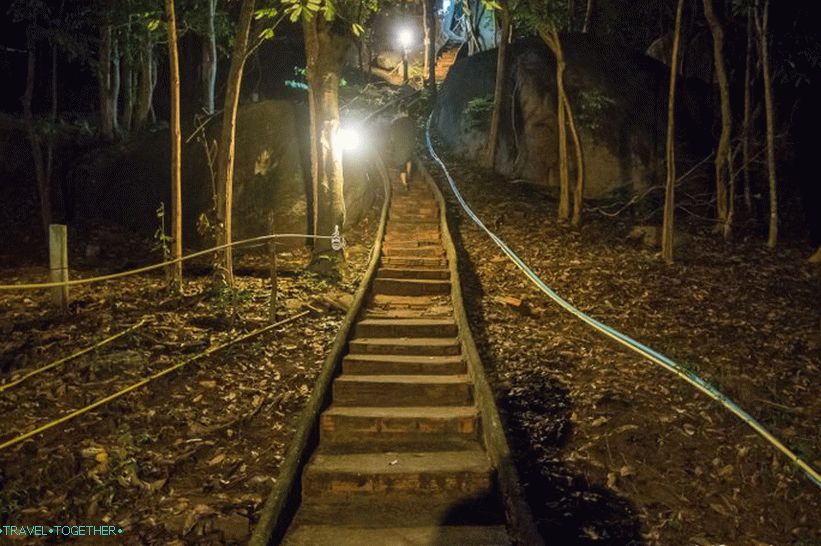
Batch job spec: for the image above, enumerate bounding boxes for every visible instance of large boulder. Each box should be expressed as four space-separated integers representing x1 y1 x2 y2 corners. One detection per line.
433 36 712 198
69 100 376 247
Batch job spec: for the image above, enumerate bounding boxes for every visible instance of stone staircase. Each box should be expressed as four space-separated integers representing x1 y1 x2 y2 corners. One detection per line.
435 43 462 83
282 175 510 545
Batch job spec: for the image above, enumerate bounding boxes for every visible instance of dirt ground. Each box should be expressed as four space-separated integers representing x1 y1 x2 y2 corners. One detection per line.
0 207 379 545
423 152 820 546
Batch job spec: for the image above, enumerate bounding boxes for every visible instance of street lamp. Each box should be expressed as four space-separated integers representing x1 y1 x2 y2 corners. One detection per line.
397 27 413 83
337 124 364 153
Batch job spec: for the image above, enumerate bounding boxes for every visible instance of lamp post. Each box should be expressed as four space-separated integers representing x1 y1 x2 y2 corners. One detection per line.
398 27 413 84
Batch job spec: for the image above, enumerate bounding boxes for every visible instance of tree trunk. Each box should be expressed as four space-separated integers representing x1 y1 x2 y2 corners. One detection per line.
742 9 754 212
47 42 57 198
134 34 154 131
201 0 217 115
149 54 158 123
661 0 685 263
582 0 595 33
111 35 120 134
425 0 436 91
564 94 585 226
726 145 736 235
98 23 116 141
485 3 510 169
303 17 347 275
22 28 51 242
165 0 183 288
541 26 570 222
754 0 777 248
120 29 134 134
424 0 437 91
214 0 255 287
702 0 732 238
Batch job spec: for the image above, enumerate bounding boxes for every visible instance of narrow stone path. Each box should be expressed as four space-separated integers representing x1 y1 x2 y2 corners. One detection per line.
282 174 510 545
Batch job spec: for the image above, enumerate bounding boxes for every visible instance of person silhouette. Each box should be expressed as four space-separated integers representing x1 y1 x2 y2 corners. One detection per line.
390 101 415 189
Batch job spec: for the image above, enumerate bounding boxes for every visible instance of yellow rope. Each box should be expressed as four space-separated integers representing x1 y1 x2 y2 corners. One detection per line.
0 319 148 394
0 310 310 452
0 233 333 291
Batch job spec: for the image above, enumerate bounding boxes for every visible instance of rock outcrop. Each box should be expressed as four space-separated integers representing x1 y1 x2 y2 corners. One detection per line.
69 100 377 247
433 36 712 198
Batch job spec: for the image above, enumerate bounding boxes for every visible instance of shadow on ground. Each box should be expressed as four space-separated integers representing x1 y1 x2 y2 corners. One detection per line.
442 188 644 546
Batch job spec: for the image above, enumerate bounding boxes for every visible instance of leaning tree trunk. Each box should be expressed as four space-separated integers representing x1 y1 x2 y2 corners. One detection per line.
703 0 732 238
165 0 183 289
485 2 510 169
22 28 51 242
754 0 777 249
742 9 754 212
303 16 347 276
214 0 255 287
201 0 217 115
661 0 685 263
548 27 585 226
564 94 585 226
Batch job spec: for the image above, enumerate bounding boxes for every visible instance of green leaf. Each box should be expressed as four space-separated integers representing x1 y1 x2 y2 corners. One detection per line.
254 7 279 19
147 19 160 31
259 27 275 40
287 6 302 22
351 23 364 36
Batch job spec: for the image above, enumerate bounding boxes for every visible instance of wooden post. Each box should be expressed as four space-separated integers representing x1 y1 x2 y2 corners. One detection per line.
49 224 69 313
269 237 278 323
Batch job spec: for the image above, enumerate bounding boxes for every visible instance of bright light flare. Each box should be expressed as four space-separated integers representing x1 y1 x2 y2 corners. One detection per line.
337 125 364 153
397 27 414 50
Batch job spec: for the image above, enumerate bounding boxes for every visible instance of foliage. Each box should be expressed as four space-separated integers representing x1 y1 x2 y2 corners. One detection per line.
285 65 346 90
464 95 494 130
8 0 94 62
152 202 173 265
514 0 573 36
275 0 380 39
574 89 616 132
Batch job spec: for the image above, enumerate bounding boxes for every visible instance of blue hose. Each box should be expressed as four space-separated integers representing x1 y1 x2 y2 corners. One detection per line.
425 115 821 490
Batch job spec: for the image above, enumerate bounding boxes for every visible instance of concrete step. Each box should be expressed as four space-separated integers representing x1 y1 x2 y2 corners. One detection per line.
382 245 445 258
390 209 438 218
388 219 440 229
382 234 441 244
333 375 473 406
376 267 449 280
290 492 506 528
388 218 439 227
342 354 465 375
301 450 493 498
355 318 458 338
320 405 479 446
364 308 453 320
381 256 447 268
348 337 461 357
370 294 451 307
374 278 450 296
284 525 510 545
